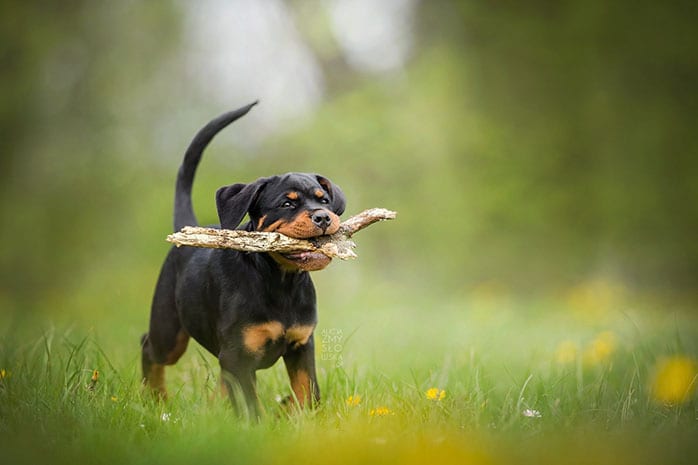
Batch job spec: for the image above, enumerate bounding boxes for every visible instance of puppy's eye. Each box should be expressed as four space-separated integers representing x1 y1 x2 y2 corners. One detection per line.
281 200 295 209
319 198 329 205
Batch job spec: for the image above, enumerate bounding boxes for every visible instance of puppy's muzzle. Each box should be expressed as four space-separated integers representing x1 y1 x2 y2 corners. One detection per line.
311 210 332 233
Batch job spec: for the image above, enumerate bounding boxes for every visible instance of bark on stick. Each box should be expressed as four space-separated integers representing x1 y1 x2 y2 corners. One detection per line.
166 208 396 260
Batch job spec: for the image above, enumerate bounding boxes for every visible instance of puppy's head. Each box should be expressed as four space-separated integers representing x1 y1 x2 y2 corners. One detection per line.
216 173 346 271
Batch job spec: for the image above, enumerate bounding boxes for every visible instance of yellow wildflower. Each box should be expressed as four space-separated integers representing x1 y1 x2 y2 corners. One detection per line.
87 369 100 391
0 369 9 380
554 341 578 364
369 406 393 417
346 395 361 406
565 278 625 322
650 356 697 405
425 387 446 401
111 396 118 402
583 331 616 366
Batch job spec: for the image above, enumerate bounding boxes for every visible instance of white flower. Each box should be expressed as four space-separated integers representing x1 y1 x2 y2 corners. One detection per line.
161 412 171 422
522 408 542 418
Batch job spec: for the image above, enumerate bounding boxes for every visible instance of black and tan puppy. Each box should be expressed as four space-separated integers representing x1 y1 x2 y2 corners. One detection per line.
141 102 345 417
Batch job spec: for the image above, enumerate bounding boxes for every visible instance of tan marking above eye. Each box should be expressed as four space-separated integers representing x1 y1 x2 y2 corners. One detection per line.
314 189 325 199
286 191 299 200
242 321 284 355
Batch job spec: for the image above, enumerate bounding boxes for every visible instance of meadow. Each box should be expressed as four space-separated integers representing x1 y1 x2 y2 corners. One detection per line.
2 3 697 463
2 274 697 465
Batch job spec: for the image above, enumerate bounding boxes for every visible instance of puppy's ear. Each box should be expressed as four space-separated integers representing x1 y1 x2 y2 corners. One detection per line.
215 180 266 229
316 175 346 216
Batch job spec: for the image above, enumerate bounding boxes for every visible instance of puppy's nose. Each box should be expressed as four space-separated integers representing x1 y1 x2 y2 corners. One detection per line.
311 210 332 230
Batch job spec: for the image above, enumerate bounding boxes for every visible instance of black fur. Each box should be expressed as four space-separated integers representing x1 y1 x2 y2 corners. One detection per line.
141 103 346 418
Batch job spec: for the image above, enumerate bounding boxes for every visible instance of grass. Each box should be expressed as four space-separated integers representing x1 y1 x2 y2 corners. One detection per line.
1 278 697 464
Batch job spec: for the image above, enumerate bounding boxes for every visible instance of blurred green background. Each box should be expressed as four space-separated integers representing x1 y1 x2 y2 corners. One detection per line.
1 0 697 334
2 3 698 464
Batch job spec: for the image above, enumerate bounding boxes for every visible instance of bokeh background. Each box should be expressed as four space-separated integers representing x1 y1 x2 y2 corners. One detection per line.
2 0 697 341
2 3 698 463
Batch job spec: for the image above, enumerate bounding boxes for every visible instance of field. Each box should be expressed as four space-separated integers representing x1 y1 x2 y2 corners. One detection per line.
2 274 697 465
2 1 697 464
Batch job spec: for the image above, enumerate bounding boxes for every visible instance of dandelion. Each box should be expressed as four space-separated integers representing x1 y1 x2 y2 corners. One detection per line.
369 406 393 417
87 369 99 391
110 396 118 402
0 369 10 380
565 278 624 322
425 387 446 401
554 341 578 364
346 395 361 406
583 331 616 366
650 356 697 405
522 408 542 418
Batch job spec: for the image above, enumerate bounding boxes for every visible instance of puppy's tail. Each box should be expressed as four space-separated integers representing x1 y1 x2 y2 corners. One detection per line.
174 101 258 232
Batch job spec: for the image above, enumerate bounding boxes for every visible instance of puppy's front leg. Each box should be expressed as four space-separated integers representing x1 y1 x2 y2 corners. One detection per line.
282 335 320 408
218 351 260 419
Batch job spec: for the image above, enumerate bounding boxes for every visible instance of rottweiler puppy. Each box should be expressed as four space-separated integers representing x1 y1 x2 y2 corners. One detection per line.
141 102 346 417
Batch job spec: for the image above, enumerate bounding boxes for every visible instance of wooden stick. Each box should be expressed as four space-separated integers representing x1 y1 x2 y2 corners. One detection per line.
166 208 396 260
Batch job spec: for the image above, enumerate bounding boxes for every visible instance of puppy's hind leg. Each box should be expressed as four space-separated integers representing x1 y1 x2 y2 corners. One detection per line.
142 252 190 399
141 330 189 399
141 332 164 397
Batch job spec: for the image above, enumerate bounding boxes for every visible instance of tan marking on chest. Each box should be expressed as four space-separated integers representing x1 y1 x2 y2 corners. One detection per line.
285 324 315 349
242 321 284 354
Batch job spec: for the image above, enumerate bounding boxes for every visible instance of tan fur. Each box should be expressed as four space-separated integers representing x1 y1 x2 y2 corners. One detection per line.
261 219 287 233
242 321 285 354
285 324 315 349
289 369 312 407
146 363 167 398
165 329 190 364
